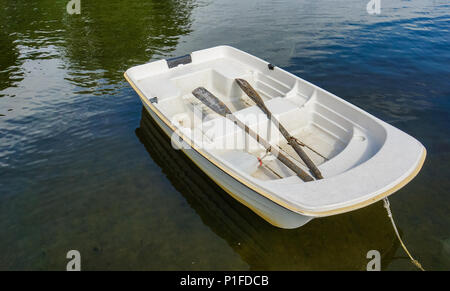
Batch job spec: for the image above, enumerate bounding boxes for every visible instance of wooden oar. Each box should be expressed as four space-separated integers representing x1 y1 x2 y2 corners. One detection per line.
192 87 314 182
235 78 323 179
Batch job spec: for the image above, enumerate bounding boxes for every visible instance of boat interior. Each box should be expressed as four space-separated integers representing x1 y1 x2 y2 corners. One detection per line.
133 47 387 182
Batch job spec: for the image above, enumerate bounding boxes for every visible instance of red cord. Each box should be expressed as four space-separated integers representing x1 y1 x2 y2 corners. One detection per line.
257 157 262 167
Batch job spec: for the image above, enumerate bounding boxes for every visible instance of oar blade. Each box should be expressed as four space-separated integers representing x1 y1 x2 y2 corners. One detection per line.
235 78 265 106
192 87 232 117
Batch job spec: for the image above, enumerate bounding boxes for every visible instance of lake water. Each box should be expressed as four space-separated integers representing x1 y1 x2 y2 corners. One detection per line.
0 0 449 270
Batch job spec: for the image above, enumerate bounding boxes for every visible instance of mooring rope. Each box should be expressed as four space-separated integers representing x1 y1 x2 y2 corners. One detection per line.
383 198 425 271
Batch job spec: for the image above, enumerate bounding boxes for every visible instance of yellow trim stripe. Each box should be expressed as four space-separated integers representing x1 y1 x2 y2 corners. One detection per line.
124 72 426 217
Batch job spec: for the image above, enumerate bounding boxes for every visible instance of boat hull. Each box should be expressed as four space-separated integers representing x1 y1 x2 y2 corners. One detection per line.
125 45 426 229
141 101 313 228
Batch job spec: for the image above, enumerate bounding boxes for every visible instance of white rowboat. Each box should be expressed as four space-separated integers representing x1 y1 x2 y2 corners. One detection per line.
125 46 426 229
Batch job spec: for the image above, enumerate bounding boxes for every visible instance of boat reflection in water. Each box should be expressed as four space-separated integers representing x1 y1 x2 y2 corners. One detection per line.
135 108 402 270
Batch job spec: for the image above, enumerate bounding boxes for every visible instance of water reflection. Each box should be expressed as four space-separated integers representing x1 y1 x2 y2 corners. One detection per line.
61 0 196 85
0 0 196 97
136 108 400 270
0 30 20 92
